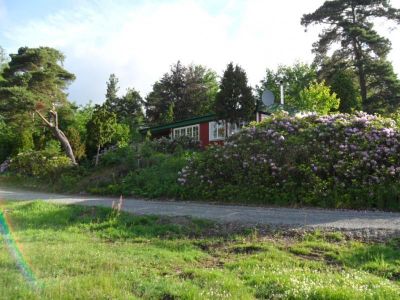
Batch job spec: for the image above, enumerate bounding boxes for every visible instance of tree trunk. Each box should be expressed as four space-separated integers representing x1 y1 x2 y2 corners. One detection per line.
51 127 77 165
95 145 100 166
35 109 77 165
357 63 368 106
350 4 368 106
352 41 368 106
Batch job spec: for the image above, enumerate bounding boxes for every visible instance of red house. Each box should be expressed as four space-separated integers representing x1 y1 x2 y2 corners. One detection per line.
140 112 268 147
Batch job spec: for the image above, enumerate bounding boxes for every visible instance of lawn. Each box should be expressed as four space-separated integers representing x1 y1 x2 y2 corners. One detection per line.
0 201 400 299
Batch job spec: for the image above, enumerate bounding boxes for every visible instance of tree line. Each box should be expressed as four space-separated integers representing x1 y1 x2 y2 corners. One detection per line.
0 0 399 165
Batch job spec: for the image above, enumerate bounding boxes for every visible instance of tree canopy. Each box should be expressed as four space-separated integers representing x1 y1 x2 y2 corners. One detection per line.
0 47 75 113
145 61 218 125
0 47 77 163
215 62 256 125
257 62 317 111
103 74 144 128
86 105 117 166
301 0 400 112
297 80 340 114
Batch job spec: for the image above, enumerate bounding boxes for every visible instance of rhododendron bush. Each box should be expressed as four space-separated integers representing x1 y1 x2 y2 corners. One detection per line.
179 112 400 210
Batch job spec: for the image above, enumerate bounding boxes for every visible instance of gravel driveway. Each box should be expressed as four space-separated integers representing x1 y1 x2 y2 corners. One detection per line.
1 186 400 231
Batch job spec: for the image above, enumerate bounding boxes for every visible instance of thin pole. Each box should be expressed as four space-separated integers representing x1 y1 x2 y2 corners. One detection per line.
280 81 284 105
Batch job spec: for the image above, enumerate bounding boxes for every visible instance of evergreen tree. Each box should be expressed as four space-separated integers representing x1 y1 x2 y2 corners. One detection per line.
145 77 171 124
330 69 361 113
215 62 256 125
104 73 119 109
0 46 7 81
0 47 77 164
301 0 400 111
145 61 218 124
119 88 144 127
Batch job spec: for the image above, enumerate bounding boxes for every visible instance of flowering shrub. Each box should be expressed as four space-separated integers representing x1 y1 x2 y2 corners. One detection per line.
180 112 400 210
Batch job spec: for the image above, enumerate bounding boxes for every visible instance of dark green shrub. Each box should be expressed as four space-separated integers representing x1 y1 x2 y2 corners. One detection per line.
149 136 201 154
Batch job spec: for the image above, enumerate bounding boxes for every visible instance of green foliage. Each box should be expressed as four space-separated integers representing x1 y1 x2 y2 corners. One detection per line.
328 69 361 113
111 123 131 147
104 73 119 108
257 62 317 110
0 47 77 163
86 105 117 154
302 0 400 112
0 46 8 81
73 102 94 138
145 61 218 124
0 86 36 118
43 139 62 155
148 136 201 154
181 112 400 210
114 153 188 198
0 120 15 161
118 87 144 126
65 127 86 161
9 150 73 178
0 47 75 112
215 62 256 125
296 80 340 114
86 146 189 198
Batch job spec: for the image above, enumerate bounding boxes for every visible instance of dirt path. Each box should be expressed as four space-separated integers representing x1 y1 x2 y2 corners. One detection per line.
1 186 400 230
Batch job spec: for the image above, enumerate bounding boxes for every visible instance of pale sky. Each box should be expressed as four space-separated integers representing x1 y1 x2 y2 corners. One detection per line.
1 0 399 105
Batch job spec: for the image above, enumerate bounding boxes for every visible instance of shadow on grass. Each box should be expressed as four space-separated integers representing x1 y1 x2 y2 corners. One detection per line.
3 201 216 241
338 239 400 280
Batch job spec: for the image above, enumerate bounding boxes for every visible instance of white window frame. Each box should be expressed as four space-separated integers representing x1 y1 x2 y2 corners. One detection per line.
209 121 247 141
172 124 200 140
209 121 226 141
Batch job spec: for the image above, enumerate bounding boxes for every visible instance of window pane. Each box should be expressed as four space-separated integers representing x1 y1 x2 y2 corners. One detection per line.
213 122 218 139
187 127 192 137
218 123 225 138
181 128 185 136
175 129 180 137
193 126 199 140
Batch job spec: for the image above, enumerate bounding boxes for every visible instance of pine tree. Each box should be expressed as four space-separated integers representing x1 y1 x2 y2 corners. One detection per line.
215 62 256 125
145 61 218 124
0 47 77 164
301 0 400 111
104 73 120 110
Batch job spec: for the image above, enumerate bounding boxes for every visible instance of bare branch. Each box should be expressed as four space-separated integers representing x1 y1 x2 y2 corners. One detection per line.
35 110 53 128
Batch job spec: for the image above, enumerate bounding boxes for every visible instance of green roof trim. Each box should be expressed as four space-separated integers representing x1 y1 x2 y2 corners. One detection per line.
140 114 217 134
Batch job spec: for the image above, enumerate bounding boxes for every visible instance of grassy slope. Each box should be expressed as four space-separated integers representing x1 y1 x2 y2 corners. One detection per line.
0 201 400 299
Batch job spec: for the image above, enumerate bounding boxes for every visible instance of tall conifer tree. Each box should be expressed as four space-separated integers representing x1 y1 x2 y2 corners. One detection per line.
215 62 255 125
301 0 400 111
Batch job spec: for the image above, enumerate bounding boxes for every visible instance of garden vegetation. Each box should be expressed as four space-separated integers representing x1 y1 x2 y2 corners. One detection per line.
1 201 400 299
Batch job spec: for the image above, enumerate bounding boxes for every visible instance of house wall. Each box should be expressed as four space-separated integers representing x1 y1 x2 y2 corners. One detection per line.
199 122 209 147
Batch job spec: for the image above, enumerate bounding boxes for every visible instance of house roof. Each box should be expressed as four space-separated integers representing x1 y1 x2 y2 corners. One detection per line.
139 114 217 134
139 111 271 135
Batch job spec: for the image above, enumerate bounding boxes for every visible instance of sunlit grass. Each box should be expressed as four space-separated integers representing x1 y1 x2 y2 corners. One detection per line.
1 201 399 299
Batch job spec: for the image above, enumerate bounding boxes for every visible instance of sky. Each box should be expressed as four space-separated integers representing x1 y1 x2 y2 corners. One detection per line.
1 0 399 105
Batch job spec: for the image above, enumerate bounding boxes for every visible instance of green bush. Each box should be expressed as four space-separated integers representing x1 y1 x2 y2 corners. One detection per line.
88 152 189 199
9 150 73 179
180 112 400 210
148 136 201 154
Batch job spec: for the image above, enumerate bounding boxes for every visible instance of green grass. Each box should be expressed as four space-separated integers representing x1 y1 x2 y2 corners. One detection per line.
1 201 400 299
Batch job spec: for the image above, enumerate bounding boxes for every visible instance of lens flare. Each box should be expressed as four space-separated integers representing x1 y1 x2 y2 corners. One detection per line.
0 204 38 289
